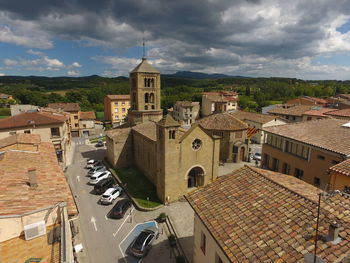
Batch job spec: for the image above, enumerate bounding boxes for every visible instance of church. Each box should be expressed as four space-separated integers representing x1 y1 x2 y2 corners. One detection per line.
106 58 220 203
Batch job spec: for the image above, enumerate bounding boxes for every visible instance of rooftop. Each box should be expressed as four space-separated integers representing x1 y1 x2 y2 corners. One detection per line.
47 102 80 112
329 159 350 177
198 112 248 131
105 127 132 139
268 104 314 116
130 58 159 74
106 94 130 100
230 111 284 124
0 111 68 130
174 101 200 108
0 134 77 216
132 121 157 141
263 118 350 155
186 166 350 262
79 111 96 120
157 114 181 127
302 107 336 117
325 108 350 118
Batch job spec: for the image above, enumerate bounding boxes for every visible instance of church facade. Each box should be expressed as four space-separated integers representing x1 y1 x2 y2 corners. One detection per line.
106 59 220 203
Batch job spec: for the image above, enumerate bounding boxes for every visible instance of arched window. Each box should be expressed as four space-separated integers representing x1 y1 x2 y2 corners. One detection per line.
151 78 155 87
151 105 155 109
149 93 154 103
145 93 149 103
145 105 148 110
147 79 151 87
144 78 147 87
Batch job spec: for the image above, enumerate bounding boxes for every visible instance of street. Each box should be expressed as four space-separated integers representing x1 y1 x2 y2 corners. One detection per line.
66 143 139 263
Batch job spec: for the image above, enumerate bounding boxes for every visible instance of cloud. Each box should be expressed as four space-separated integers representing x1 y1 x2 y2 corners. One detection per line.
27 49 45 56
67 70 79 76
71 62 81 68
3 59 18 66
0 73 5 76
2 1 350 78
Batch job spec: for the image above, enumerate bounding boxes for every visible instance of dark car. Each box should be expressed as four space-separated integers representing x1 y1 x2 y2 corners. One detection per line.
94 177 116 195
96 140 104 147
109 199 132 219
130 227 159 258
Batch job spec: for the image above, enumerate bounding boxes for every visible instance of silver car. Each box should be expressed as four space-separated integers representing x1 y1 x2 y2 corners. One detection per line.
130 227 159 258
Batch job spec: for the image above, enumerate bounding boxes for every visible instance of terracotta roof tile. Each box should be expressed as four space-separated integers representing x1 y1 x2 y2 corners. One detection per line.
105 127 132 139
0 134 77 216
0 111 68 130
132 121 157 141
106 94 130 100
79 111 96 120
302 108 336 117
186 166 350 262
325 108 350 118
230 111 284 124
329 159 350 177
263 118 350 155
47 102 80 112
268 104 314 116
0 134 41 149
198 112 248 131
157 114 180 127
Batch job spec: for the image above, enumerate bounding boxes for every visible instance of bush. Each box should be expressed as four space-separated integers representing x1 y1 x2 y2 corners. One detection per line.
158 212 167 222
0 108 10 116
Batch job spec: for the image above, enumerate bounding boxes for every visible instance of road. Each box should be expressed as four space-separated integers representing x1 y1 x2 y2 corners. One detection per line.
66 143 137 263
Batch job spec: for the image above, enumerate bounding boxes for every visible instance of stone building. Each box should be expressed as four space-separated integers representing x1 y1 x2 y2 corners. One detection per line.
172 101 200 126
106 59 220 203
201 91 238 117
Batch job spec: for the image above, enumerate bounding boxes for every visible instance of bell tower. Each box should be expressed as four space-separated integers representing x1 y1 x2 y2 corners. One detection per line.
128 58 163 125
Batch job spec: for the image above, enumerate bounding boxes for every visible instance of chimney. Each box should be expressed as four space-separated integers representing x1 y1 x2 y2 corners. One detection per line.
28 168 38 188
328 221 340 241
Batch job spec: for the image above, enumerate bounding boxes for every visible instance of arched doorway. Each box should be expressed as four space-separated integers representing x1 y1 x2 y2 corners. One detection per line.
187 166 205 188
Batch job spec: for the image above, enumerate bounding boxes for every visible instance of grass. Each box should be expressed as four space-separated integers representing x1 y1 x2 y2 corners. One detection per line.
0 116 9 119
90 136 106 143
115 167 162 208
96 111 104 121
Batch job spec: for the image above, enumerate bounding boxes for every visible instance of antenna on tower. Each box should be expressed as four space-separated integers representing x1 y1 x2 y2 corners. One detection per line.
142 32 146 60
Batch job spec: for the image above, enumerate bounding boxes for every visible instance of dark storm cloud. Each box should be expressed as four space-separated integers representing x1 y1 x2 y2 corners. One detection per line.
2 0 350 78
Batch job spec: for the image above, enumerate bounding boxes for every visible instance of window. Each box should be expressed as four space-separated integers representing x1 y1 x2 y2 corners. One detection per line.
114 102 118 106
122 102 125 106
292 116 296 121
74 115 78 120
294 168 304 179
272 158 279 172
344 186 350 194
192 139 202 150
75 124 79 127
114 108 118 113
307 116 312 121
317 155 325 160
51 127 60 137
9 131 16 135
24 130 31 134
168 130 176 139
122 108 125 113
282 163 290 174
200 232 206 254
263 154 270 168
83 124 87 128
285 141 309 160
313 177 321 186
115 115 119 120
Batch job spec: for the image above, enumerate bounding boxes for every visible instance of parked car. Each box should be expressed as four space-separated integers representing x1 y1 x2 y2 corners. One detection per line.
86 160 102 169
89 171 111 185
109 199 132 219
252 152 262 161
96 140 104 147
94 177 116 195
88 165 107 176
87 158 95 164
100 186 123 205
130 227 159 258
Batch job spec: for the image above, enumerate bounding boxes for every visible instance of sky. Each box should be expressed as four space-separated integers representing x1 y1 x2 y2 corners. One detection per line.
1 1 350 80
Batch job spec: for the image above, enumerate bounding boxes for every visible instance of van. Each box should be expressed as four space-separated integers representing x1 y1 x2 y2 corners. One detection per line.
94 177 116 195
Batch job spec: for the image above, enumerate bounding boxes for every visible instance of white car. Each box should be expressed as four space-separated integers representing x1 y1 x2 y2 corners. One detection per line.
85 160 101 169
100 187 123 205
252 152 262 161
89 171 111 185
87 166 107 176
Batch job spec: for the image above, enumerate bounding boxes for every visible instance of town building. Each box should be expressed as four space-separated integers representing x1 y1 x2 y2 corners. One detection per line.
301 107 335 121
197 112 249 162
329 159 350 193
262 119 350 190
286 96 327 106
230 111 287 144
0 93 13 100
106 59 220 203
324 108 350 120
327 96 350 109
104 94 131 126
186 165 350 263
267 104 314 122
201 91 238 117
47 103 81 137
0 111 72 165
79 111 101 137
172 101 200 126
261 104 281 114
10 104 39 116
0 134 77 263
